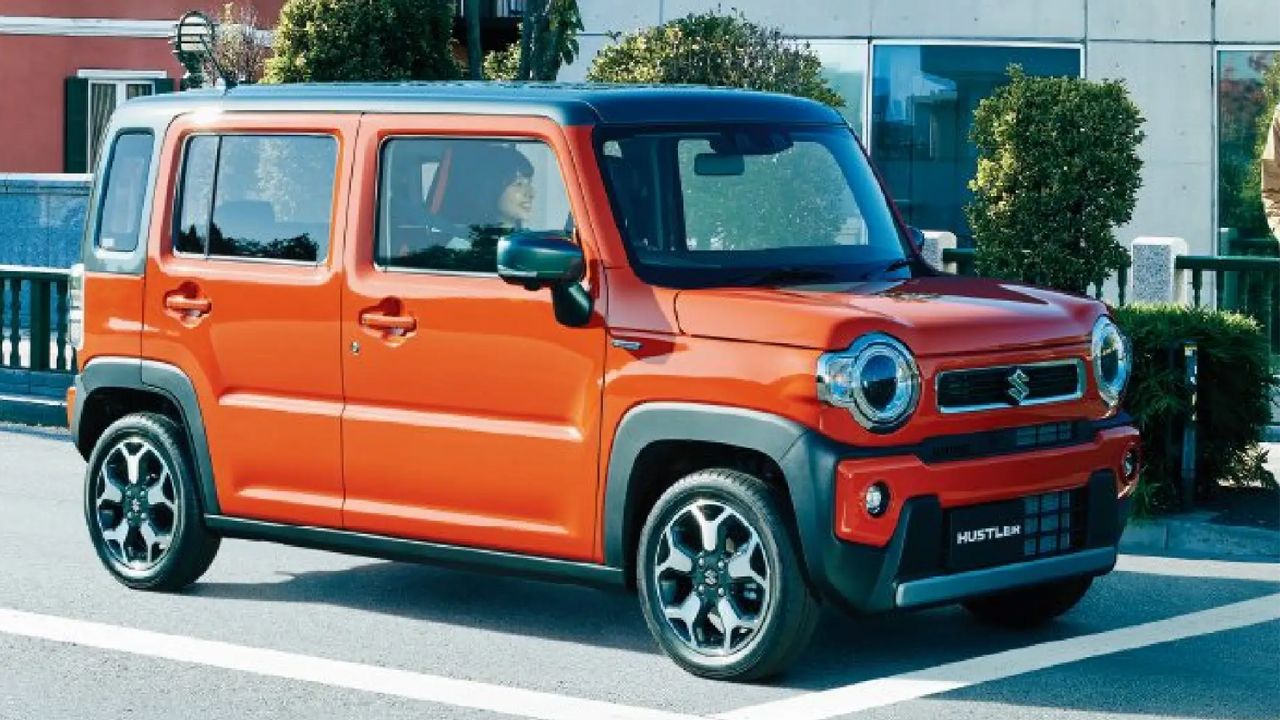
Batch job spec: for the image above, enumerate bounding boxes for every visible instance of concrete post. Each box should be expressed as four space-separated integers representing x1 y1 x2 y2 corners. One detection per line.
1129 237 1189 304
920 230 957 272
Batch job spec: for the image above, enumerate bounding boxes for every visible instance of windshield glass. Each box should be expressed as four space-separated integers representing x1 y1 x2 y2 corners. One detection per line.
597 124 911 288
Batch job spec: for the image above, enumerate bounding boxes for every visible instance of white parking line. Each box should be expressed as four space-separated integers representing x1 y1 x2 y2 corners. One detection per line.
1116 553 1280 582
714 592 1280 720
0 608 701 720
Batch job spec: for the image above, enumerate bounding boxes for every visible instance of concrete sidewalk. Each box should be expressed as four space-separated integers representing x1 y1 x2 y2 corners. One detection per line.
1120 440 1279 559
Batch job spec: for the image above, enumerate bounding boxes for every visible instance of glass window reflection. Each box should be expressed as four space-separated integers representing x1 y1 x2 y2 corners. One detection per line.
870 44 1081 243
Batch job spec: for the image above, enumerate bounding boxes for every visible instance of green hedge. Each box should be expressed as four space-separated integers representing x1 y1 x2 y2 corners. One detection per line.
1113 305 1277 514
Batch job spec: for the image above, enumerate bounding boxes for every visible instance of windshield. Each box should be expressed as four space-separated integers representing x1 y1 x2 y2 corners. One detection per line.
596 124 912 289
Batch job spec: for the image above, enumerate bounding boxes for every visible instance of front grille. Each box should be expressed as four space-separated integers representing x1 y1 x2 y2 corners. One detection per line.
918 420 1088 464
937 359 1084 413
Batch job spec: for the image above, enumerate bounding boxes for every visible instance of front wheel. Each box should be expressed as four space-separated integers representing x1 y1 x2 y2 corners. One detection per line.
636 469 819 681
962 576 1093 628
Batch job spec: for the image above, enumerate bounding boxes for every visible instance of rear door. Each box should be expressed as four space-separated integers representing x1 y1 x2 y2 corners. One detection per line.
142 114 358 526
339 114 607 560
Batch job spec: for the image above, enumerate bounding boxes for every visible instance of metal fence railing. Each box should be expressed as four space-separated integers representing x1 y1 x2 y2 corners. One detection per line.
0 265 74 375
940 248 1132 305
1176 254 1280 355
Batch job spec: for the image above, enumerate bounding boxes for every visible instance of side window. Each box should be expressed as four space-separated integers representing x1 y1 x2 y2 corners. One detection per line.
95 132 154 252
173 134 338 263
377 138 573 273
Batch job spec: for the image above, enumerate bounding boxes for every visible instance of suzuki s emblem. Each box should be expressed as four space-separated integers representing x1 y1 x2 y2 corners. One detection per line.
1007 368 1031 404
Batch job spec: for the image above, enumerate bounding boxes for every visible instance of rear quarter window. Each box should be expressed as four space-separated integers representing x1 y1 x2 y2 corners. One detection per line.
95 132 154 253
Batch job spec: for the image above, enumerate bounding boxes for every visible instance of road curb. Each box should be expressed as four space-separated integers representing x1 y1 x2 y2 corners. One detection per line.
1121 512 1280 559
0 394 66 427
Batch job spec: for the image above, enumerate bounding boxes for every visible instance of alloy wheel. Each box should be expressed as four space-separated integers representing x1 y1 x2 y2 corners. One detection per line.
651 499 771 656
92 437 178 571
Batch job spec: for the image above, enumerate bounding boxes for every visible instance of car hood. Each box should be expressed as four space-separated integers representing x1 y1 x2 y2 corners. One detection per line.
673 276 1103 356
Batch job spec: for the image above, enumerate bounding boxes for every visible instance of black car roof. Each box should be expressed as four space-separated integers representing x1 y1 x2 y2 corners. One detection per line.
122 81 845 126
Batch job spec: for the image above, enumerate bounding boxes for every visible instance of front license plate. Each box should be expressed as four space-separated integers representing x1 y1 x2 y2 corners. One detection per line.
947 498 1027 571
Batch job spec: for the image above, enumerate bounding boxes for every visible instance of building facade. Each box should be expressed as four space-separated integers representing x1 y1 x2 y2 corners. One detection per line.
0 1 286 174
561 0 1280 258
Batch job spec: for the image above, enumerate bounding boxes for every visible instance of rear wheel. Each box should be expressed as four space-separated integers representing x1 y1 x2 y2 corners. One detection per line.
636 469 819 681
84 412 220 591
962 576 1093 628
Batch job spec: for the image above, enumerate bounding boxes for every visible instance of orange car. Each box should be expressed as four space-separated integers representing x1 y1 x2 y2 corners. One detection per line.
69 83 1139 681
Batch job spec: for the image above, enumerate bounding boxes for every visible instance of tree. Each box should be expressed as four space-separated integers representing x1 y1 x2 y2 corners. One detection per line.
586 11 843 107
966 68 1145 294
204 2 271 84
263 0 460 83
484 0 582 81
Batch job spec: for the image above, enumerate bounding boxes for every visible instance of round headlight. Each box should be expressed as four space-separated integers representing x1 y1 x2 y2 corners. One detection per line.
1091 317 1131 407
818 333 920 432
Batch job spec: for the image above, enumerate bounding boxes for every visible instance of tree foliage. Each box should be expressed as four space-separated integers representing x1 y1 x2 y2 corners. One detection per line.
204 2 271 84
586 11 842 107
263 0 460 83
966 68 1145 294
483 0 582 81
1113 305 1277 514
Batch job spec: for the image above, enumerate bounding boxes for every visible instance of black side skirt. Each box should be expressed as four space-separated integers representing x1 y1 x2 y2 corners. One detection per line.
203 515 627 589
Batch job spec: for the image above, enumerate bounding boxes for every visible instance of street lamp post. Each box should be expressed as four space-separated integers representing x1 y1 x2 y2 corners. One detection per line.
171 11 214 90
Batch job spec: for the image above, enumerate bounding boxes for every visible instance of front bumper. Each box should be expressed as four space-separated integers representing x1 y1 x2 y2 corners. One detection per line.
778 417 1138 613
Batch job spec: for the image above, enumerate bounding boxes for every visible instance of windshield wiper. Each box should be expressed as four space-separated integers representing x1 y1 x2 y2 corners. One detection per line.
857 257 915 281
721 266 838 288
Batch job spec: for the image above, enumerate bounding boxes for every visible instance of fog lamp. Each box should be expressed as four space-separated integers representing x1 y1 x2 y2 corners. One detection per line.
865 482 890 517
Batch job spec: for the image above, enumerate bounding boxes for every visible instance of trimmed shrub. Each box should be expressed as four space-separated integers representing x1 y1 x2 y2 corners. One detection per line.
263 0 460 83
967 68 1145 294
586 11 843 107
1113 305 1277 514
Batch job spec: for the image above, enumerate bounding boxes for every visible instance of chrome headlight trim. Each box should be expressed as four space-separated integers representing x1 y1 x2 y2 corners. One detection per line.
817 332 921 433
1091 316 1131 407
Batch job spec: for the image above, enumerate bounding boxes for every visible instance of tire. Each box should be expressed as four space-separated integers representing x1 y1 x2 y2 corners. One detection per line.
83 412 220 591
636 468 819 681
962 576 1093 628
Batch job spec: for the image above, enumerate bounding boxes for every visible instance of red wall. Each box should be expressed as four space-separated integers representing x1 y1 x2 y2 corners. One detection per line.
0 35 184 172
0 1 286 172
1 1 285 21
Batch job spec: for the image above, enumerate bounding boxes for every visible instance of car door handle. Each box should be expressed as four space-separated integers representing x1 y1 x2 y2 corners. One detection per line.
164 295 212 314
360 311 417 332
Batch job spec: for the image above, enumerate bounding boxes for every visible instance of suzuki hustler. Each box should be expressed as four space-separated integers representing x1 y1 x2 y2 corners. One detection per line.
69 83 1139 680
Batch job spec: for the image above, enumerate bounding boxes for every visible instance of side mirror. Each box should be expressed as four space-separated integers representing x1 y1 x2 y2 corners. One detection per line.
496 231 593 328
497 231 584 288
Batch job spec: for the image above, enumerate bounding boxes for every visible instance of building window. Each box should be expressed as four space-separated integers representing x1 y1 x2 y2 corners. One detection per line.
1217 48 1280 248
64 71 174 174
809 40 869 138
869 43 1081 242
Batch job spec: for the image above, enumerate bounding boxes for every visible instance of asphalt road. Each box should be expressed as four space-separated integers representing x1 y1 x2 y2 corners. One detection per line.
1 422 1277 720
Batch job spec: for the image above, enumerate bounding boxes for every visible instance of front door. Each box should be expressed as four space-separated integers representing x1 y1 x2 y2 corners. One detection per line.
340 115 607 561
143 115 358 526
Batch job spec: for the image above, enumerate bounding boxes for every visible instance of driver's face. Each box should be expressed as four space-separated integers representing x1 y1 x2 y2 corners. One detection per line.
499 174 535 226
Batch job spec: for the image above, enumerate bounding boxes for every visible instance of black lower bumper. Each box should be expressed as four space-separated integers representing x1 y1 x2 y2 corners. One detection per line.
778 426 1134 613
